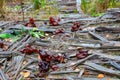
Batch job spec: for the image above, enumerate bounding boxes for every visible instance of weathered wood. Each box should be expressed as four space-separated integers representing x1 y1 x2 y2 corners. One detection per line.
0 69 8 80
95 27 120 33
89 31 108 42
84 62 120 77
109 60 120 71
50 70 80 75
35 41 51 47
15 37 35 51
14 55 25 79
20 60 37 70
58 18 96 25
9 24 56 33
91 50 120 61
66 54 95 67
48 77 120 80
78 69 84 78
101 41 120 48
9 35 29 51
0 21 12 28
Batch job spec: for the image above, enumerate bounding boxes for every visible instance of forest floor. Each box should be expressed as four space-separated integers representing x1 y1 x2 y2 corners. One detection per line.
0 3 120 80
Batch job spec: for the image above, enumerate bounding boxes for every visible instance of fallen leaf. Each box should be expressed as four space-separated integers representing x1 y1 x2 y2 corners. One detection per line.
23 61 27 65
20 71 31 78
97 74 104 78
3 45 9 50
107 78 111 80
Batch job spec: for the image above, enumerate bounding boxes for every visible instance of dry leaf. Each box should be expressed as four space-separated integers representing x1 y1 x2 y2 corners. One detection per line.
20 71 31 78
5 38 12 42
38 54 41 60
83 70 89 76
107 78 111 80
3 45 9 50
23 61 27 65
97 74 104 78
20 72 23 75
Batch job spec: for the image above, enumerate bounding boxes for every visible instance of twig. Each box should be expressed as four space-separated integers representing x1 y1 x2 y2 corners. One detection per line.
78 69 84 78
50 70 80 75
0 69 8 80
66 54 95 67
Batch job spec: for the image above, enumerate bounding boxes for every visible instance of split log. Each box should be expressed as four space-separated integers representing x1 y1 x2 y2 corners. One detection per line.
91 50 120 61
84 62 120 77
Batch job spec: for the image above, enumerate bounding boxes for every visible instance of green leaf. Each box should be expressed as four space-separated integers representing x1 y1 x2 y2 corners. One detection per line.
32 32 40 38
11 35 22 42
13 30 21 35
21 26 26 33
33 28 38 31
0 33 13 39
38 31 45 37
